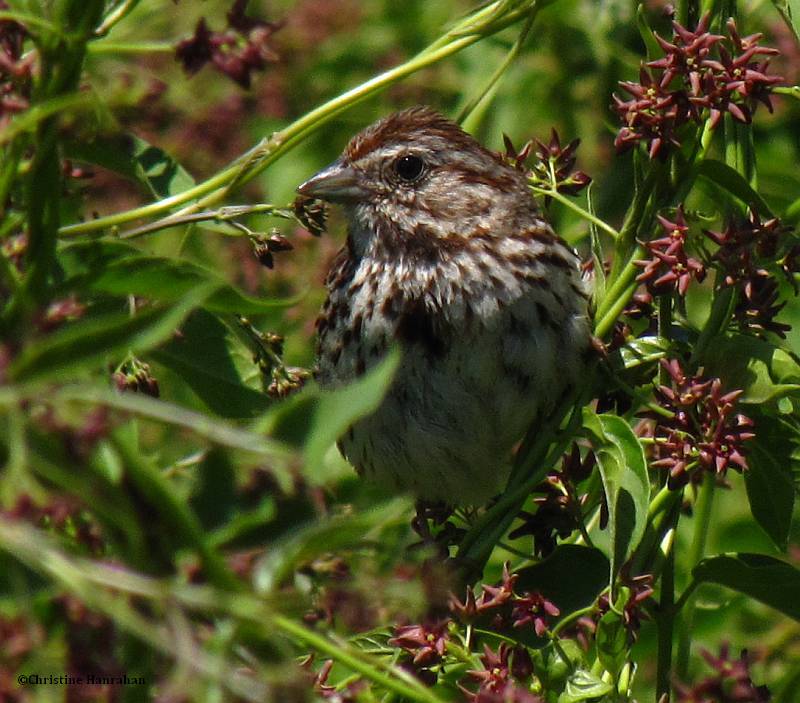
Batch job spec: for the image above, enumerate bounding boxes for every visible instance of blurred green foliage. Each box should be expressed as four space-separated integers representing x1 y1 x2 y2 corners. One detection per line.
1 0 799 701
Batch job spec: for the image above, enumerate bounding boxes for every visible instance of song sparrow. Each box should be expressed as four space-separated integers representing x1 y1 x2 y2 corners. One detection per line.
298 107 591 505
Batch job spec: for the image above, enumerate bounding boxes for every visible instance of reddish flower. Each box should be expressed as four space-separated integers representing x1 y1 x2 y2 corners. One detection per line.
675 645 770 702
175 0 282 88
649 359 754 488
635 208 706 296
502 134 534 171
596 575 654 641
503 130 591 198
648 13 723 90
451 564 560 638
462 644 543 703
704 211 787 285
613 66 689 159
388 619 450 666
704 212 793 338
37 295 86 332
478 562 518 610
251 231 294 269
312 659 368 701
449 585 480 620
509 445 594 557
733 271 790 338
613 15 782 158
531 129 592 196
511 592 560 636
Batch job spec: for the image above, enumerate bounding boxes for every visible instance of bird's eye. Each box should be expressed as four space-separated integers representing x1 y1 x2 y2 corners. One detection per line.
393 154 425 182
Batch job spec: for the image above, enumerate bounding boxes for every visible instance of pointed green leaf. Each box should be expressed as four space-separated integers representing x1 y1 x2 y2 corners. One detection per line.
253 497 411 592
771 0 800 43
693 553 800 620
596 608 627 679
617 335 668 371
516 545 609 616
151 310 270 418
10 283 217 383
190 448 237 531
73 254 297 314
582 410 650 581
635 5 662 60
696 160 772 215
744 410 797 551
63 134 195 199
703 334 800 404
304 350 401 483
558 669 614 703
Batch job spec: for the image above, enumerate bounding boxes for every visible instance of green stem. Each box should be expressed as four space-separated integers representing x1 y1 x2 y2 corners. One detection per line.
649 485 678 522
552 604 597 637
456 388 585 581
111 434 240 591
594 273 640 339
531 186 620 239
15 0 102 314
88 40 174 54
0 10 61 34
657 295 672 359
689 281 735 366
675 472 716 679
458 9 536 129
673 578 699 615
114 203 285 240
773 85 800 100
609 165 664 282
95 0 142 36
0 519 444 703
656 517 677 701
596 248 642 329
272 616 446 703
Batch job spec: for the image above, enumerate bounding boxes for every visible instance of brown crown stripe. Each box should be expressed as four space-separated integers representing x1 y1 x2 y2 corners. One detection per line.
344 106 507 169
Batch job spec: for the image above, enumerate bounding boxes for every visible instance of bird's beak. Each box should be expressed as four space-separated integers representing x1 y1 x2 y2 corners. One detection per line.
297 161 366 203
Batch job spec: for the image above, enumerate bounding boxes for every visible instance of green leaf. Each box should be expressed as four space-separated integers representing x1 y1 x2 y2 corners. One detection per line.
696 160 773 216
51 385 295 488
253 497 412 592
190 448 237 531
582 410 650 582
207 498 276 549
0 93 94 146
558 669 614 703
771 0 800 43
596 608 627 680
635 5 662 60
71 252 298 315
304 350 401 484
534 640 586 691
587 184 606 302
9 283 217 383
516 545 609 617
744 410 797 551
617 335 668 371
57 239 138 280
152 310 271 418
703 334 800 404
111 431 237 589
693 553 800 621
63 134 195 199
